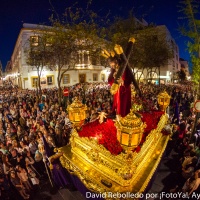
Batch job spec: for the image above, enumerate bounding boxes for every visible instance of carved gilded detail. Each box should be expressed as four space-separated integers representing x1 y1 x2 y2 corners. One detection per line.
57 113 169 198
115 108 147 151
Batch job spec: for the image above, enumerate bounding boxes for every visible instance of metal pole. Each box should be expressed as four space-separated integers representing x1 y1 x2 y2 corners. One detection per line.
43 157 54 187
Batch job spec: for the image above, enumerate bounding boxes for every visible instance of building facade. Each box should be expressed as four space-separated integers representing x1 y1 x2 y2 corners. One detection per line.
5 22 182 88
162 25 181 83
179 58 191 80
134 25 181 84
5 23 109 89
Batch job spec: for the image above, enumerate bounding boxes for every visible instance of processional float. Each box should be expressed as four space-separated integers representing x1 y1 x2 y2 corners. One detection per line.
56 38 172 200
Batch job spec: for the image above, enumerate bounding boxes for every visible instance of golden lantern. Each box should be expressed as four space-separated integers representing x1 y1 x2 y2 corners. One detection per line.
115 109 146 152
67 97 87 130
157 91 171 112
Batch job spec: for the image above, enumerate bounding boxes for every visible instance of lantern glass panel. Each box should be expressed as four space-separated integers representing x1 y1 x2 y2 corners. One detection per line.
79 113 81 121
74 113 80 121
117 132 121 142
131 133 140 146
122 133 129 146
69 113 73 121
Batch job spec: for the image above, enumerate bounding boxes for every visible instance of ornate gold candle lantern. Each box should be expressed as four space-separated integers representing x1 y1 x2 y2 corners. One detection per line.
157 91 171 112
67 97 87 130
115 109 146 152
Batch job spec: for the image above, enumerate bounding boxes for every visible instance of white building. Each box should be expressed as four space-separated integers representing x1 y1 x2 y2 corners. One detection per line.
5 23 109 89
179 58 190 80
5 22 181 88
160 25 181 83
134 25 180 84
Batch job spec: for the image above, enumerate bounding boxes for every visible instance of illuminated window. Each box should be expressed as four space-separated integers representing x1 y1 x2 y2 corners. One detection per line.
40 78 47 85
101 74 105 81
47 76 54 85
135 72 144 80
148 72 158 79
32 77 38 87
84 51 89 64
46 37 52 46
93 73 98 81
63 74 70 84
30 36 39 46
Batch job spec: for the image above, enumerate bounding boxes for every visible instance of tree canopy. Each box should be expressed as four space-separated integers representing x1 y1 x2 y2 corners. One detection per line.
102 15 173 86
179 0 200 92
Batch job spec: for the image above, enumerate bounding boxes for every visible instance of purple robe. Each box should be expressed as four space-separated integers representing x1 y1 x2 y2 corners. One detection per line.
51 159 70 188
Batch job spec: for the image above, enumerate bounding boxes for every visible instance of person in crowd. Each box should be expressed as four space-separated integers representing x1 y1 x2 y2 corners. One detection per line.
0 81 198 197
16 165 32 191
2 154 13 175
10 170 30 199
26 166 40 188
0 173 12 200
182 157 198 180
10 148 25 168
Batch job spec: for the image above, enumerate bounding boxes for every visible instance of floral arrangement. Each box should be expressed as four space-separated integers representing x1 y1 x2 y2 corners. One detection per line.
134 110 164 153
78 119 123 155
78 110 164 155
141 111 164 134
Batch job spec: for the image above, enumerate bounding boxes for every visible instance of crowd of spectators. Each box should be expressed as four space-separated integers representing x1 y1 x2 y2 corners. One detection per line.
0 82 114 199
0 81 199 199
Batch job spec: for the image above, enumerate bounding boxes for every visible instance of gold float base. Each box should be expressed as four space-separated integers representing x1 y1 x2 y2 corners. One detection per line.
58 114 169 200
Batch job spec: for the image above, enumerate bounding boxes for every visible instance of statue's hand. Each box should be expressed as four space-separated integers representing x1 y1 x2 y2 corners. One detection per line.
117 77 124 85
110 51 115 57
110 83 119 95
101 49 110 58
114 44 123 55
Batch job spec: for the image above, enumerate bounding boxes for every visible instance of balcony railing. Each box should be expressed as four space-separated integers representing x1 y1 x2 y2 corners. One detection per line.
75 64 104 70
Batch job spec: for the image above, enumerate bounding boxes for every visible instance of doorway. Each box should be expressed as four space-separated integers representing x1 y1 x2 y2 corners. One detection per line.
79 74 86 83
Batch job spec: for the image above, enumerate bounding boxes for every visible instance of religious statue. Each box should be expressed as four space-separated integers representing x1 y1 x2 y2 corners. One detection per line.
102 38 136 117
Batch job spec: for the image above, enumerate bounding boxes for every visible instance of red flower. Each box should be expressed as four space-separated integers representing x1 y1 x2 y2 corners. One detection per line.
78 119 123 155
77 111 163 155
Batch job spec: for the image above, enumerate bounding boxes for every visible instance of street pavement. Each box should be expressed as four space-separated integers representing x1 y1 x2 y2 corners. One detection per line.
146 149 181 200
31 179 86 200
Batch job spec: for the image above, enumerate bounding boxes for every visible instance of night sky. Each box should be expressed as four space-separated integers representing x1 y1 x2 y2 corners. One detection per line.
0 0 191 70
